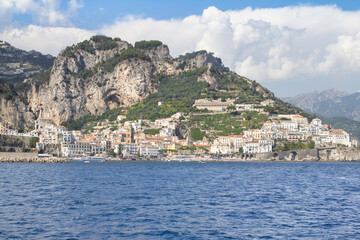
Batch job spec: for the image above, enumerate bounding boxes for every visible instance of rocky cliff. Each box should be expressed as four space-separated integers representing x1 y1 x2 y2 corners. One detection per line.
0 82 35 130
26 36 240 124
0 35 288 129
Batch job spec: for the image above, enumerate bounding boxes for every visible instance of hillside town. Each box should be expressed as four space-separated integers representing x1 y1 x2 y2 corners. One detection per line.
0 98 357 158
0 40 54 81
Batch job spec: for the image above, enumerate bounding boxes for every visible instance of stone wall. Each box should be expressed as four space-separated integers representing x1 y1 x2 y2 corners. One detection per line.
239 147 360 161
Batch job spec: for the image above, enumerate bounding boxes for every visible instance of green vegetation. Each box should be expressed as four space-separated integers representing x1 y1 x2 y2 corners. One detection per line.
77 69 94 79
99 47 150 73
31 68 51 90
177 50 208 60
276 140 315 151
62 108 123 130
0 79 29 104
199 72 268 104
135 40 163 50
126 69 209 121
190 111 268 137
109 149 117 157
29 137 39 148
90 35 119 50
77 40 95 54
63 36 121 57
144 128 162 135
190 128 205 141
263 98 315 121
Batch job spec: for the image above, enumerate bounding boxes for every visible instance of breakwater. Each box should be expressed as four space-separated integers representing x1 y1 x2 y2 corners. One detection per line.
245 147 360 161
0 153 70 163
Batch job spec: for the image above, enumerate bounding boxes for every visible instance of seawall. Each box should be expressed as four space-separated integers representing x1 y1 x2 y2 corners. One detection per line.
0 152 70 163
242 147 360 161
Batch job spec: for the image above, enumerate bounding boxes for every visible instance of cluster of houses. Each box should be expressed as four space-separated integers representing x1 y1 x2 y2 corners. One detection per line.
210 114 355 154
0 107 356 157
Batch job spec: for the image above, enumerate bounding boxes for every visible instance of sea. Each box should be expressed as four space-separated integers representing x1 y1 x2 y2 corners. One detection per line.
1 161 360 239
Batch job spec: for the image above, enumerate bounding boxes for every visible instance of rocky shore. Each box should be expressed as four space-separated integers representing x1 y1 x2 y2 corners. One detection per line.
0 157 70 163
0 153 70 163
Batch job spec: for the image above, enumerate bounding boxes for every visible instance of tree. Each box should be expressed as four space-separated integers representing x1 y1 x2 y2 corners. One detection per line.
307 140 315 149
117 145 123 156
109 149 117 157
226 105 236 112
191 128 205 141
29 137 39 148
239 147 244 153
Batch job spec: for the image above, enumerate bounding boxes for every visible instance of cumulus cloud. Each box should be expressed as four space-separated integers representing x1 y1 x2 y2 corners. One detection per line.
0 25 93 55
2 5 360 94
0 0 83 28
99 5 360 85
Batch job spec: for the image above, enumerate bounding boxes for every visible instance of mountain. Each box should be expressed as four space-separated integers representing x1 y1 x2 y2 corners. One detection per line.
283 88 360 121
0 40 55 83
0 80 35 130
1 36 310 130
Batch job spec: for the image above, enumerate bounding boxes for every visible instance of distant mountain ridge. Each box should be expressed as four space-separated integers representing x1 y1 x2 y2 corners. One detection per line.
283 88 360 121
0 40 55 82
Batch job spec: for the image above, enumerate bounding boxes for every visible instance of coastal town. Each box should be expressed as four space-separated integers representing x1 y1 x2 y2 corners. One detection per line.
0 98 357 159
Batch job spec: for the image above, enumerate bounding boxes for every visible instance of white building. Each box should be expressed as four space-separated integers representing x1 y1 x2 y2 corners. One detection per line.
290 115 309 125
243 139 273 153
155 118 173 127
139 145 160 156
121 144 139 156
159 127 175 137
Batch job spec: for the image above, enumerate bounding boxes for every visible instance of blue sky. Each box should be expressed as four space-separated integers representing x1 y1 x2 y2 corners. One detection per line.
1 0 360 96
11 0 360 29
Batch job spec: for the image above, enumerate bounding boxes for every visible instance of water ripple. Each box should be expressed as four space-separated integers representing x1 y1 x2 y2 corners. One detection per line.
1 162 360 239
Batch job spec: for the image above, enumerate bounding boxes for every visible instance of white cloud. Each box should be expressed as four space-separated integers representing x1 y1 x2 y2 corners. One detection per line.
0 0 83 28
2 5 360 95
0 25 93 55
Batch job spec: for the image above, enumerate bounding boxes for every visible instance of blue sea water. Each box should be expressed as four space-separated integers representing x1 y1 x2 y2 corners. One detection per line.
1 162 360 239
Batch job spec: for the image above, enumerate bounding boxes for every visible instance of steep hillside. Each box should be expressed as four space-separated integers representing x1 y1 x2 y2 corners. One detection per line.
0 35 311 131
26 36 278 123
0 80 35 130
0 40 54 83
283 89 360 121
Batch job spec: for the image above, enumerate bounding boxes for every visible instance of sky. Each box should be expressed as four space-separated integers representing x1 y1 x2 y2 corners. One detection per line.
1 0 360 97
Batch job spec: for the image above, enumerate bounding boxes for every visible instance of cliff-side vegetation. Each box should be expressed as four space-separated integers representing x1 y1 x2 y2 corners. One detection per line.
276 140 315 151
134 40 163 50
126 69 210 121
62 108 123 130
99 47 151 73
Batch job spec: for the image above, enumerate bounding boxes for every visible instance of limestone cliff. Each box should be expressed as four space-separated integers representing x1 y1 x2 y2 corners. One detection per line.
0 82 35 130
27 37 235 124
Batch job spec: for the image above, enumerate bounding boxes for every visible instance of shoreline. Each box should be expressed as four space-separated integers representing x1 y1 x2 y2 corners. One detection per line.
0 156 70 163
0 156 359 163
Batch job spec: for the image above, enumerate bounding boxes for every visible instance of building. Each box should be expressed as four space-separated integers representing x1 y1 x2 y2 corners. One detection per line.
121 144 138 156
326 129 351 147
194 99 234 112
139 145 160 156
61 140 107 157
154 117 173 127
125 126 134 144
35 118 56 131
243 140 273 153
